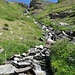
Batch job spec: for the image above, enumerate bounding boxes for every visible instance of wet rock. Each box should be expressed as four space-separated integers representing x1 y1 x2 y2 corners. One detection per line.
34 53 42 60
66 30 75 36
62 31 68 36
0 64 16 74
34 70 46 75
15 66 32 74
19 73 27 75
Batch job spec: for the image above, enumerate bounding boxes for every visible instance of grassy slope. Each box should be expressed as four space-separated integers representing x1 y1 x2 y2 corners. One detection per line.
32 0 75 30
0 0 42 64
30 0 75 75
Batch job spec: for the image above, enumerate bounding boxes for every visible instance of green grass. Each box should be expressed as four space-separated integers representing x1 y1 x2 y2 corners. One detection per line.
0 0 43 64
0 17 42 64
0 0 25 20
51 40 75 75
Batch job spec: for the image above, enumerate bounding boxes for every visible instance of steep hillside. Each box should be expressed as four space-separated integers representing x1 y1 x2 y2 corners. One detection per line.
31 0 75 30
0 0 75 74
29 0 75 75
0 0 42 64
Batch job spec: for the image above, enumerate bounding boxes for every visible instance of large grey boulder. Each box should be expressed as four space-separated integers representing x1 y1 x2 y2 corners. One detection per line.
0 64 16 74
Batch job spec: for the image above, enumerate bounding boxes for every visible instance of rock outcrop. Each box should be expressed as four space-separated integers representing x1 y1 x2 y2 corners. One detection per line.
30 0 50 9
18 2 28 8
49 10 73 19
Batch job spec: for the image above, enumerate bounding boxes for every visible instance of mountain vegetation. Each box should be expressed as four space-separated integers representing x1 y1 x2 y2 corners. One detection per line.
0 0 75 75
0 0 42 64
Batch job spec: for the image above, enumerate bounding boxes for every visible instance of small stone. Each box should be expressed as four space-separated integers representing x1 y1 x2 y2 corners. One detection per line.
21 53 27 57
14 54 21 57
34 21 38 24
59 22 69 26
14 57 20 61
34 70 46 75
42 25 46 30
15 66 32 73
19 73 27 75
0 33 3 36
17 62 31 68
36 45 43 50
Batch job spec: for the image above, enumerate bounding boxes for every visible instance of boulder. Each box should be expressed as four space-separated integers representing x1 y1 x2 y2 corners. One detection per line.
49 10 73 19
0 64 16 74
30 0 50 9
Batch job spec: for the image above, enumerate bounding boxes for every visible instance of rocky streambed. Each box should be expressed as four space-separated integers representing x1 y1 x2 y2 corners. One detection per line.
0 45 53 75
0 19 54 75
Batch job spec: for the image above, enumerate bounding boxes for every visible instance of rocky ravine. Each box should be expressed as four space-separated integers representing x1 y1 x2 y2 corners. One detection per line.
0 45 52 75
0 18 54 75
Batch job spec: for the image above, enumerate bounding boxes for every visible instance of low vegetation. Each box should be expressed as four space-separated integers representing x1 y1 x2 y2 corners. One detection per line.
51 40 75 75
0 0 42 64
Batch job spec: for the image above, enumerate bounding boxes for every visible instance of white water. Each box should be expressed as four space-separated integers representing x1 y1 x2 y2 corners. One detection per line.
34 63 46 75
